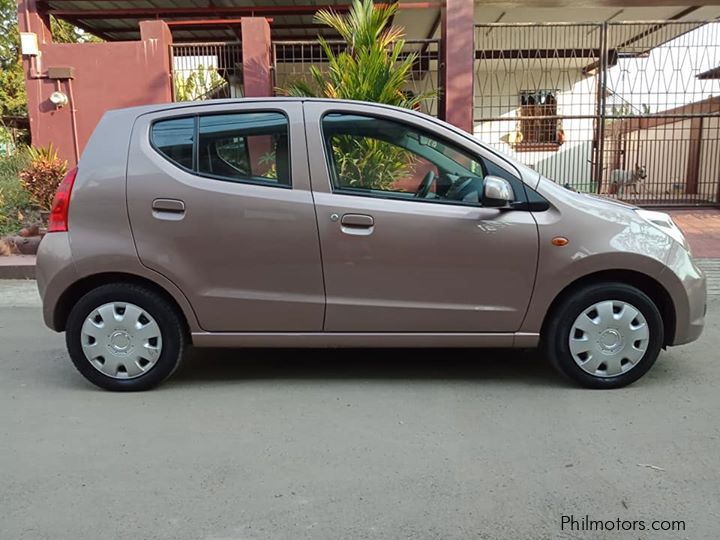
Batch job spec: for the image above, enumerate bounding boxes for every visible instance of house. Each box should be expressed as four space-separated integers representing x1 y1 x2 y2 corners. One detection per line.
16 0 720 205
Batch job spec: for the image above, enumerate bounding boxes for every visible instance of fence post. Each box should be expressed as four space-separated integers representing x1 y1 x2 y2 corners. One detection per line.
594 22 608 192
686 117 703 195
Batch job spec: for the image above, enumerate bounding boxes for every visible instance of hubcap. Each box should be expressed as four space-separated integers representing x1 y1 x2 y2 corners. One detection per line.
569 300 649 378
81 302 163 379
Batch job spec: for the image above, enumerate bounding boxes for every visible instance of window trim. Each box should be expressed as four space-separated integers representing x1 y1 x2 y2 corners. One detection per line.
149 109 293 190
319 112 527 208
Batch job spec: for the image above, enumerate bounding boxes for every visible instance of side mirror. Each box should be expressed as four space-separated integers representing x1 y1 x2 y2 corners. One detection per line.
482 176 515 207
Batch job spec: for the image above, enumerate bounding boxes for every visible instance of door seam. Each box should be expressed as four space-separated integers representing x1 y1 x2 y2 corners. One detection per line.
301 101 329 331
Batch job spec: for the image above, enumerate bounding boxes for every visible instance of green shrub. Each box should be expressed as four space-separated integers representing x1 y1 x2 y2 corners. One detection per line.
19 144 67 211
0 148 31 235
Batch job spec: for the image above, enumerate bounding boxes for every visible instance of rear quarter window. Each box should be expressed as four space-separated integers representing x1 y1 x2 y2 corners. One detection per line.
150 117 195 170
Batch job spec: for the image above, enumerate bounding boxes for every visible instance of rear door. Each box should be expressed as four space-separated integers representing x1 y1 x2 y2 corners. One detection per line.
303 101 539 332
127 101 324 332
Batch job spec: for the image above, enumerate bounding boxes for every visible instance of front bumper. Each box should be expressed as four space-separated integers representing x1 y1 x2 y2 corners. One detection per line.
662 243 706 346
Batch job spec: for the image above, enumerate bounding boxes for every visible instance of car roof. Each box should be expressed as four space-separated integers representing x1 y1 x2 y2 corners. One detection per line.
107 97 409 118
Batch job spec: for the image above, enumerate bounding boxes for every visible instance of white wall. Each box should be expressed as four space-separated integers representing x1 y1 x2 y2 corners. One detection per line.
622 120 691 196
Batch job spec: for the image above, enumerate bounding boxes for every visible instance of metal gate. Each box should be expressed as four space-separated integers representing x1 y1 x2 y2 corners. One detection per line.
474 21 720 206
170 43 243 101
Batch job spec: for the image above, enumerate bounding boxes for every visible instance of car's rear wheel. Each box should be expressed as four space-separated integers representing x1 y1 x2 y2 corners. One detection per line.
66 283 185 391
543 282 664 389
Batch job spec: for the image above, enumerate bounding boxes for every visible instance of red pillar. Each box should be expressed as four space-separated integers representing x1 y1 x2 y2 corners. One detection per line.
439 0 474 133
139 20 175 103
241 17 273 97
16 0 52 42
17 0 53 148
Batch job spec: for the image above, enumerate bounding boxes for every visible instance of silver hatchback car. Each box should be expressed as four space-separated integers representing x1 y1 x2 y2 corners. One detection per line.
36 99 706 391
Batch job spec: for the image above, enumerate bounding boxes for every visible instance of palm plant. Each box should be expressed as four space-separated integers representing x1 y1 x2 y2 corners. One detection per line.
282 0 432 109
174 65 226 102
281 0 435 189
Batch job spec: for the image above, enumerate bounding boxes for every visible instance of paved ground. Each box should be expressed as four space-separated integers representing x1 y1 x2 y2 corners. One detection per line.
1 281 719 540
668 209 720 259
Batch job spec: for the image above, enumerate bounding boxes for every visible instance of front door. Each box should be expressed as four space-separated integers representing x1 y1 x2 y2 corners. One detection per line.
303 102 539 332
126 102 324 332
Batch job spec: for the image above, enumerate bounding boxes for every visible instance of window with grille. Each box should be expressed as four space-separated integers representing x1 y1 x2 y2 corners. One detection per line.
517 90 560 150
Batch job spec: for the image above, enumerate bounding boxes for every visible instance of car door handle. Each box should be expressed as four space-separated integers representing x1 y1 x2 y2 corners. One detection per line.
152 198 185 220
340 213 374 236
341 214 374 227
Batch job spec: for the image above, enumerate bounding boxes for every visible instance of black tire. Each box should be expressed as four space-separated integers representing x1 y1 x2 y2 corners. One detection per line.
66 283 186 391
543 282 664 389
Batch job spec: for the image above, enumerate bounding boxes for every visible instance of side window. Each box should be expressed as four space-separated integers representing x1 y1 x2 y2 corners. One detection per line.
321 114 501 206
197 112 290 186
151 117 195 170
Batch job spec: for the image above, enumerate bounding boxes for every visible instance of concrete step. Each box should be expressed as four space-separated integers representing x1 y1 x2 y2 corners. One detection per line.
0 255 36 280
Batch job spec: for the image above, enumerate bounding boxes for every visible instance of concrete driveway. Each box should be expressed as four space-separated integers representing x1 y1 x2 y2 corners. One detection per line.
1 280 718 540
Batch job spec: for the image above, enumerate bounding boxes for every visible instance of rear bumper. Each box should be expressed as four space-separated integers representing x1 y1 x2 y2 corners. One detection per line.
36 232 77 331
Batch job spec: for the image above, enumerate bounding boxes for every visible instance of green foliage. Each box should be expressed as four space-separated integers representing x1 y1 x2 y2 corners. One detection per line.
19 144 67 211
610 103 652 117
258 151 278 180
173 65 226 101
0 0 26 118
282 0 432 108
281 0 432 189
50 16 102 44
329 135 413 190
0 148 31 235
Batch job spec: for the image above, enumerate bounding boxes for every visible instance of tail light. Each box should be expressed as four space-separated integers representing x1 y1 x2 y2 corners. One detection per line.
48 167 78 233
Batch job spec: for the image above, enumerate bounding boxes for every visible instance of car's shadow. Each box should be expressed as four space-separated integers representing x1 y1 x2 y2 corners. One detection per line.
167 346 569 388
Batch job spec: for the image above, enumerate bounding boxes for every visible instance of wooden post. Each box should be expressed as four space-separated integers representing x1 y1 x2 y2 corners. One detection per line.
686 116 703 195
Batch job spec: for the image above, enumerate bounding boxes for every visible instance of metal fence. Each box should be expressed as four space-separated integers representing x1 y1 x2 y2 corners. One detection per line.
474 21 720 206
273 39 440 117
170 43 243 101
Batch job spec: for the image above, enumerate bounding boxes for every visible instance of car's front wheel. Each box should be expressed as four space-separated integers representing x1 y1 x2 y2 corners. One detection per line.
543 282 664 389
66 283 186 391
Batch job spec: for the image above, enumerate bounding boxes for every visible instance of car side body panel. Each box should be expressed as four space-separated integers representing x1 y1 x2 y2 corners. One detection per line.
302 101 540 333
35 109 202 332
125 101 325 332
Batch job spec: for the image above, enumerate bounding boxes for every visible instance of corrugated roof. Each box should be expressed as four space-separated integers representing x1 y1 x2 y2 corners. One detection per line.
45 1 720 44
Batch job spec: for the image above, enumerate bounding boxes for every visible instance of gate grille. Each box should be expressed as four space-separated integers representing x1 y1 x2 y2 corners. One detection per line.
474 21 720 206
170 43 243 101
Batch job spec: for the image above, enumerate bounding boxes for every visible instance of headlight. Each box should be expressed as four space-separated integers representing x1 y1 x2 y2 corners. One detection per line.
635 209 689 250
